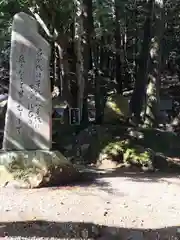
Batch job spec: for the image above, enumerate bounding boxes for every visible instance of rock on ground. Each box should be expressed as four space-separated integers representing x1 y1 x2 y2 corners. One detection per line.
0 150 79 188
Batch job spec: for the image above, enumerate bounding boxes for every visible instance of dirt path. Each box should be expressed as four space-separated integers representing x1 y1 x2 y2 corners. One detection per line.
1 170 180 239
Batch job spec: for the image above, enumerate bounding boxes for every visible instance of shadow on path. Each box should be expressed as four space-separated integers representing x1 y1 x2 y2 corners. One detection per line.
70 165 180 185
46 165 180 196
0 220 179 239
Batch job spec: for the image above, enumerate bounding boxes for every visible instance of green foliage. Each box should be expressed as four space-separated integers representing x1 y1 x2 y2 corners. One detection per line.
123 145 152 166
67 125 180 171
0 0 178 71
0 0 23 49
101 138 153 168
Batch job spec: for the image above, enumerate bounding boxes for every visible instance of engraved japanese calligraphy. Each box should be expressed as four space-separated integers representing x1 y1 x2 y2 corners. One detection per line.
3 12 51 150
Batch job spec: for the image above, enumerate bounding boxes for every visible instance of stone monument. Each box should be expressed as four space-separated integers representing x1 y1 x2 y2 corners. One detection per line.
3 12 52 150
0 12 78 189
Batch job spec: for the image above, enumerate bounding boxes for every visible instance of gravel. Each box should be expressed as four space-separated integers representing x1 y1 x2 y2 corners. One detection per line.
1 171 180 239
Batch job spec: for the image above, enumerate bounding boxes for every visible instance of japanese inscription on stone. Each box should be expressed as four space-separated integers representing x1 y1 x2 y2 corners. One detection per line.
3 12 51 150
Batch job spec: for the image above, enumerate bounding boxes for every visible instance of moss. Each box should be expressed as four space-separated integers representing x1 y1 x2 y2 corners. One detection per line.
0 150 79 188
103 95 130 123
123 145 153 167
95 126 180 170
58 124 180 172
102 140 129 156
99 138 154 169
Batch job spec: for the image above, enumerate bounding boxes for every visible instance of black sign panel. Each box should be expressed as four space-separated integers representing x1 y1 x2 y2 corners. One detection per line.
69 108 80 125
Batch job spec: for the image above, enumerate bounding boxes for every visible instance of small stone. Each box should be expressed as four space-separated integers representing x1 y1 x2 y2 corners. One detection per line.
3 181 9 187
104 211 108 216
81 229 88 238
3 232 8 237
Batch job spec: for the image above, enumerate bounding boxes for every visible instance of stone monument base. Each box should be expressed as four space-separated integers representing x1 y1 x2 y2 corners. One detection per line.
0 150 79 188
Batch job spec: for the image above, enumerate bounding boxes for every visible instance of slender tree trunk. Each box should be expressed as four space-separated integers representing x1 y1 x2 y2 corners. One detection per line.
73 0 92 124
115 0 123 94
130 0 154 123
81 0 92 125
86 0 94 70
55 44 62 96
74 0 84 120
133 1 138 81
56 34 72 106
95 34 104 123
144 0 165 127
69 22 78 107
99 36 105 71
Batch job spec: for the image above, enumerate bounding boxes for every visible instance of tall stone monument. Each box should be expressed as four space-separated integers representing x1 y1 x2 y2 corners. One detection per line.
3 12 52 150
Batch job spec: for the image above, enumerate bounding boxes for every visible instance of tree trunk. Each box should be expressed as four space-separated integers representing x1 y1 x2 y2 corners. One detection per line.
144 0 165 127
55 44 62 96
56 34 72 106
133 1 138 81
74 0 84 120
115 0 123 94
130 0 154 123
81 0 93 125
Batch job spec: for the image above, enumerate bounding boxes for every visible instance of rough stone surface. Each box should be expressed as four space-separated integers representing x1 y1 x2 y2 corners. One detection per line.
3 12 51 150
0 150 79 188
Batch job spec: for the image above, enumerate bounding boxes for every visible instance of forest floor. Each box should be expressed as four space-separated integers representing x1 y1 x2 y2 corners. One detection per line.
1 167 180 239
